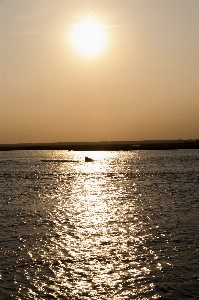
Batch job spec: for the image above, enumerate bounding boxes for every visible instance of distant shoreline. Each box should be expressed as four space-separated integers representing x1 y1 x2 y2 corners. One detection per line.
1 141 199 151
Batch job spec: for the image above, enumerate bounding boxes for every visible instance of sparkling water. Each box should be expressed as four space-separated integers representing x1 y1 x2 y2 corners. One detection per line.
0 150 199 299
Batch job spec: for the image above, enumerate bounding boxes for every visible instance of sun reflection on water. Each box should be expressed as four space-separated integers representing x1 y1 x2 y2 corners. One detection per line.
24 151 161 299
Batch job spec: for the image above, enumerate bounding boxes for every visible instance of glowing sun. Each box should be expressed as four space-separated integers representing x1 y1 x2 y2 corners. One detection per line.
70 19 108 57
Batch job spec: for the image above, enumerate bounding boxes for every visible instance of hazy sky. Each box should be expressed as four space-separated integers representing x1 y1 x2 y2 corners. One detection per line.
1 0 199 143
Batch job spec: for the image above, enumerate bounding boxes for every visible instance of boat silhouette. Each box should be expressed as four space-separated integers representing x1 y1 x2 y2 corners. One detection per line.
85 156 94 162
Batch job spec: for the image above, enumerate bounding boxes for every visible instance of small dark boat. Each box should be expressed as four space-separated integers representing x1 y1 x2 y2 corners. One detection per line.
85 156 94 162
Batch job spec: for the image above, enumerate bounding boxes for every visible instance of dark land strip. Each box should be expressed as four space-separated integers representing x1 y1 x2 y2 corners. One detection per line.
1 141 199 151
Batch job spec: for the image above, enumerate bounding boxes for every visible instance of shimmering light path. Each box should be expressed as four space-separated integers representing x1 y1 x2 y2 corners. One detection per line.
0 150 199 299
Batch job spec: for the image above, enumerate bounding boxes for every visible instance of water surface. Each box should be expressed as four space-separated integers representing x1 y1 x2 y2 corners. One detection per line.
0 150 199 299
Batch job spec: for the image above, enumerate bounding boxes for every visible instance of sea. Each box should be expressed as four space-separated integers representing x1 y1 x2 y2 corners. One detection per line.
0 150 199 300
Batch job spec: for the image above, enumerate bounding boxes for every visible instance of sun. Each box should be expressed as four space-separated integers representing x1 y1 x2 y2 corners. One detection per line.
70 18 108 57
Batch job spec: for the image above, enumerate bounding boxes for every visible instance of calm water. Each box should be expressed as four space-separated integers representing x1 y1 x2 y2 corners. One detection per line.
0 150 199 300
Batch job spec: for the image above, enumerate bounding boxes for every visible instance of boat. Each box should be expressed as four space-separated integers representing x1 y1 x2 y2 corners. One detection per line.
85 156 94 162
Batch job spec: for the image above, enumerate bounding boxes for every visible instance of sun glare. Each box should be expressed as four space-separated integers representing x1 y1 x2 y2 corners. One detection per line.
70 18 108 57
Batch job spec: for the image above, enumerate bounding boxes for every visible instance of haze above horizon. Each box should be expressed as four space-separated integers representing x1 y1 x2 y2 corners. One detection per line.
1 0 199 144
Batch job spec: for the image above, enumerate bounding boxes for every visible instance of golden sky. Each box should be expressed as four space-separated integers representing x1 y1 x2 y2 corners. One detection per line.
1 0 199 143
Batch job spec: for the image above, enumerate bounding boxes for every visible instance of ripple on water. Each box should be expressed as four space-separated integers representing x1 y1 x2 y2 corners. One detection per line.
0 150 199 299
